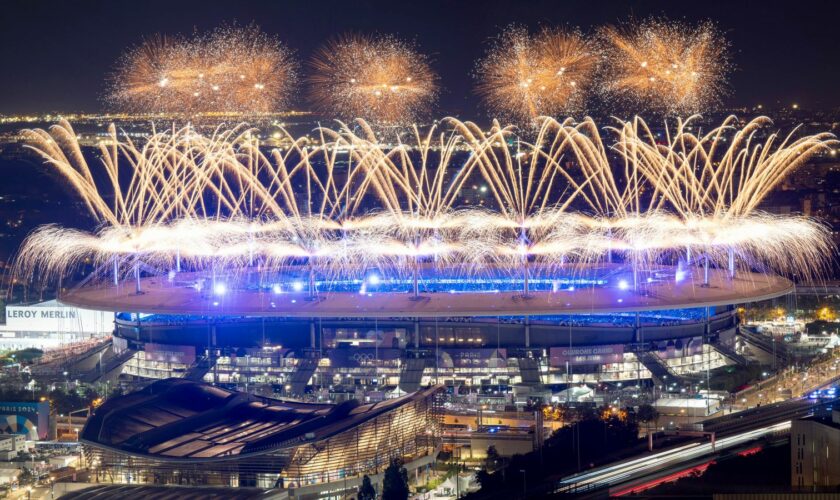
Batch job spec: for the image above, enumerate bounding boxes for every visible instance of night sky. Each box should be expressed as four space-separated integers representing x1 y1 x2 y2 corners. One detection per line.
1 0 839 115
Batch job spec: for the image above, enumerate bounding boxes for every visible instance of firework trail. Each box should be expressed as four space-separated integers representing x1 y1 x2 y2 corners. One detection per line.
15 116 835 287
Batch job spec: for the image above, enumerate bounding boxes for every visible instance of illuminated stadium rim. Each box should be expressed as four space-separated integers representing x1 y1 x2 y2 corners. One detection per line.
59 266 793 318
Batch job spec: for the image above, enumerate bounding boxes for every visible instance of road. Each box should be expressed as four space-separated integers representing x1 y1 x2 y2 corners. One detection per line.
550 395 838 496
552 421 791 495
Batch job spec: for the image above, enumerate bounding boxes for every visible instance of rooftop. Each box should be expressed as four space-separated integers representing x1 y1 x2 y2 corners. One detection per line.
61 266 792 318
81 378 439 461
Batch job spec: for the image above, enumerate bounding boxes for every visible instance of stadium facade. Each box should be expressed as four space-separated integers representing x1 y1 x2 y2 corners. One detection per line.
59 263 789 398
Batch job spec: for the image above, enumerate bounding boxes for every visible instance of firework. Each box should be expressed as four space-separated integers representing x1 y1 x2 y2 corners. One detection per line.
475 26 600 123
308 34 438 124
107 25 298 115
599 19 730 115
15 116 836 290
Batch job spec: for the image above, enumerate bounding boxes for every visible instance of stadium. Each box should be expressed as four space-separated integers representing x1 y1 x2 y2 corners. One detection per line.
58 263 783 396
15 115 830 401
8 114 832 492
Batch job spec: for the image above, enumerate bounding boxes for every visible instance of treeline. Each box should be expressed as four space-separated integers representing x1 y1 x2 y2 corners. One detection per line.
468 414 642 499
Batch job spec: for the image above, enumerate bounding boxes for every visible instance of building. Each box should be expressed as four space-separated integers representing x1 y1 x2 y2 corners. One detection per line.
110 307 739 393
0 401 49 440
81 378 441 498
0 433 26 460
791 409 840 490
0 300 113 350
73 261 774 399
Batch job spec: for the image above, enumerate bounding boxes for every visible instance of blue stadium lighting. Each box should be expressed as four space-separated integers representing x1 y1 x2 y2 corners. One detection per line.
292 281 304 292
272 284 283 294
213 283 227 296
367 274 381 286
618 279 629 290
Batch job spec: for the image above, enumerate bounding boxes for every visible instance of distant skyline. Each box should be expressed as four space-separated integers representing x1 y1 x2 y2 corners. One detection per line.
1 0 839 115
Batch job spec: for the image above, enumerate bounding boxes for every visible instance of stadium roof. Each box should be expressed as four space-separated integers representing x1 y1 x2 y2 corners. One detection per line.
60 484 282 500
81 378 439 461
61 266 793 318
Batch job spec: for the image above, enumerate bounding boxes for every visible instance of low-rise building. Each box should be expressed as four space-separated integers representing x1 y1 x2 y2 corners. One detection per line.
791 409 840 490
0 433 26 460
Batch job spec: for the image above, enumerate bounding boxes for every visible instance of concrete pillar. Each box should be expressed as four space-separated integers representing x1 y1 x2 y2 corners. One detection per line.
211 324 218 385
524 317 530 348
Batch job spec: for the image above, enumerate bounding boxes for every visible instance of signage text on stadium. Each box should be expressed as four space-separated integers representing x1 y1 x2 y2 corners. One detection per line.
7 309 78 320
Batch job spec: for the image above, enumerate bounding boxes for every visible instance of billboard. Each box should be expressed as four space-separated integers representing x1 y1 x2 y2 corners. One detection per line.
550 345 624 367
657 338 704 359
144 343 196 365
328 348 401 368
0 402 49 440
437 348 507 368
3 301 114 334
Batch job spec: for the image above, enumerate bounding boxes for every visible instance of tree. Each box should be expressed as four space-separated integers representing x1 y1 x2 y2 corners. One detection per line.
485 445 501 472
636 404 658 424
475 468 494 489
382 458 409 500
358 474 376 500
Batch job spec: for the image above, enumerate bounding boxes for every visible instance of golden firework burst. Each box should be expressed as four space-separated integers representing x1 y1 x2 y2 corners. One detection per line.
599 19 730 115
475 26 600 123
107 25 298 116
308 34 438 124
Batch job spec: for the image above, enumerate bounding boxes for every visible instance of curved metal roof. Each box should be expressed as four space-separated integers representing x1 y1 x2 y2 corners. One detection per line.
81 378 439 462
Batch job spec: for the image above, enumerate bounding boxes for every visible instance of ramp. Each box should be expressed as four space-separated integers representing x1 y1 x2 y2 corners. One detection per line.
634 350 687 385
399 357 428 393
288 358 318 395
82 348 135 384
517 357 542 386
740 329 789 365
184 356 214 382
711 342 748 365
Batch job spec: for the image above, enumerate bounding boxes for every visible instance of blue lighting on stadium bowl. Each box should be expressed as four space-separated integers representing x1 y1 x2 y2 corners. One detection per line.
618 279 629 290
213 283 227 296
272 284 283 294
292 281 304 292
